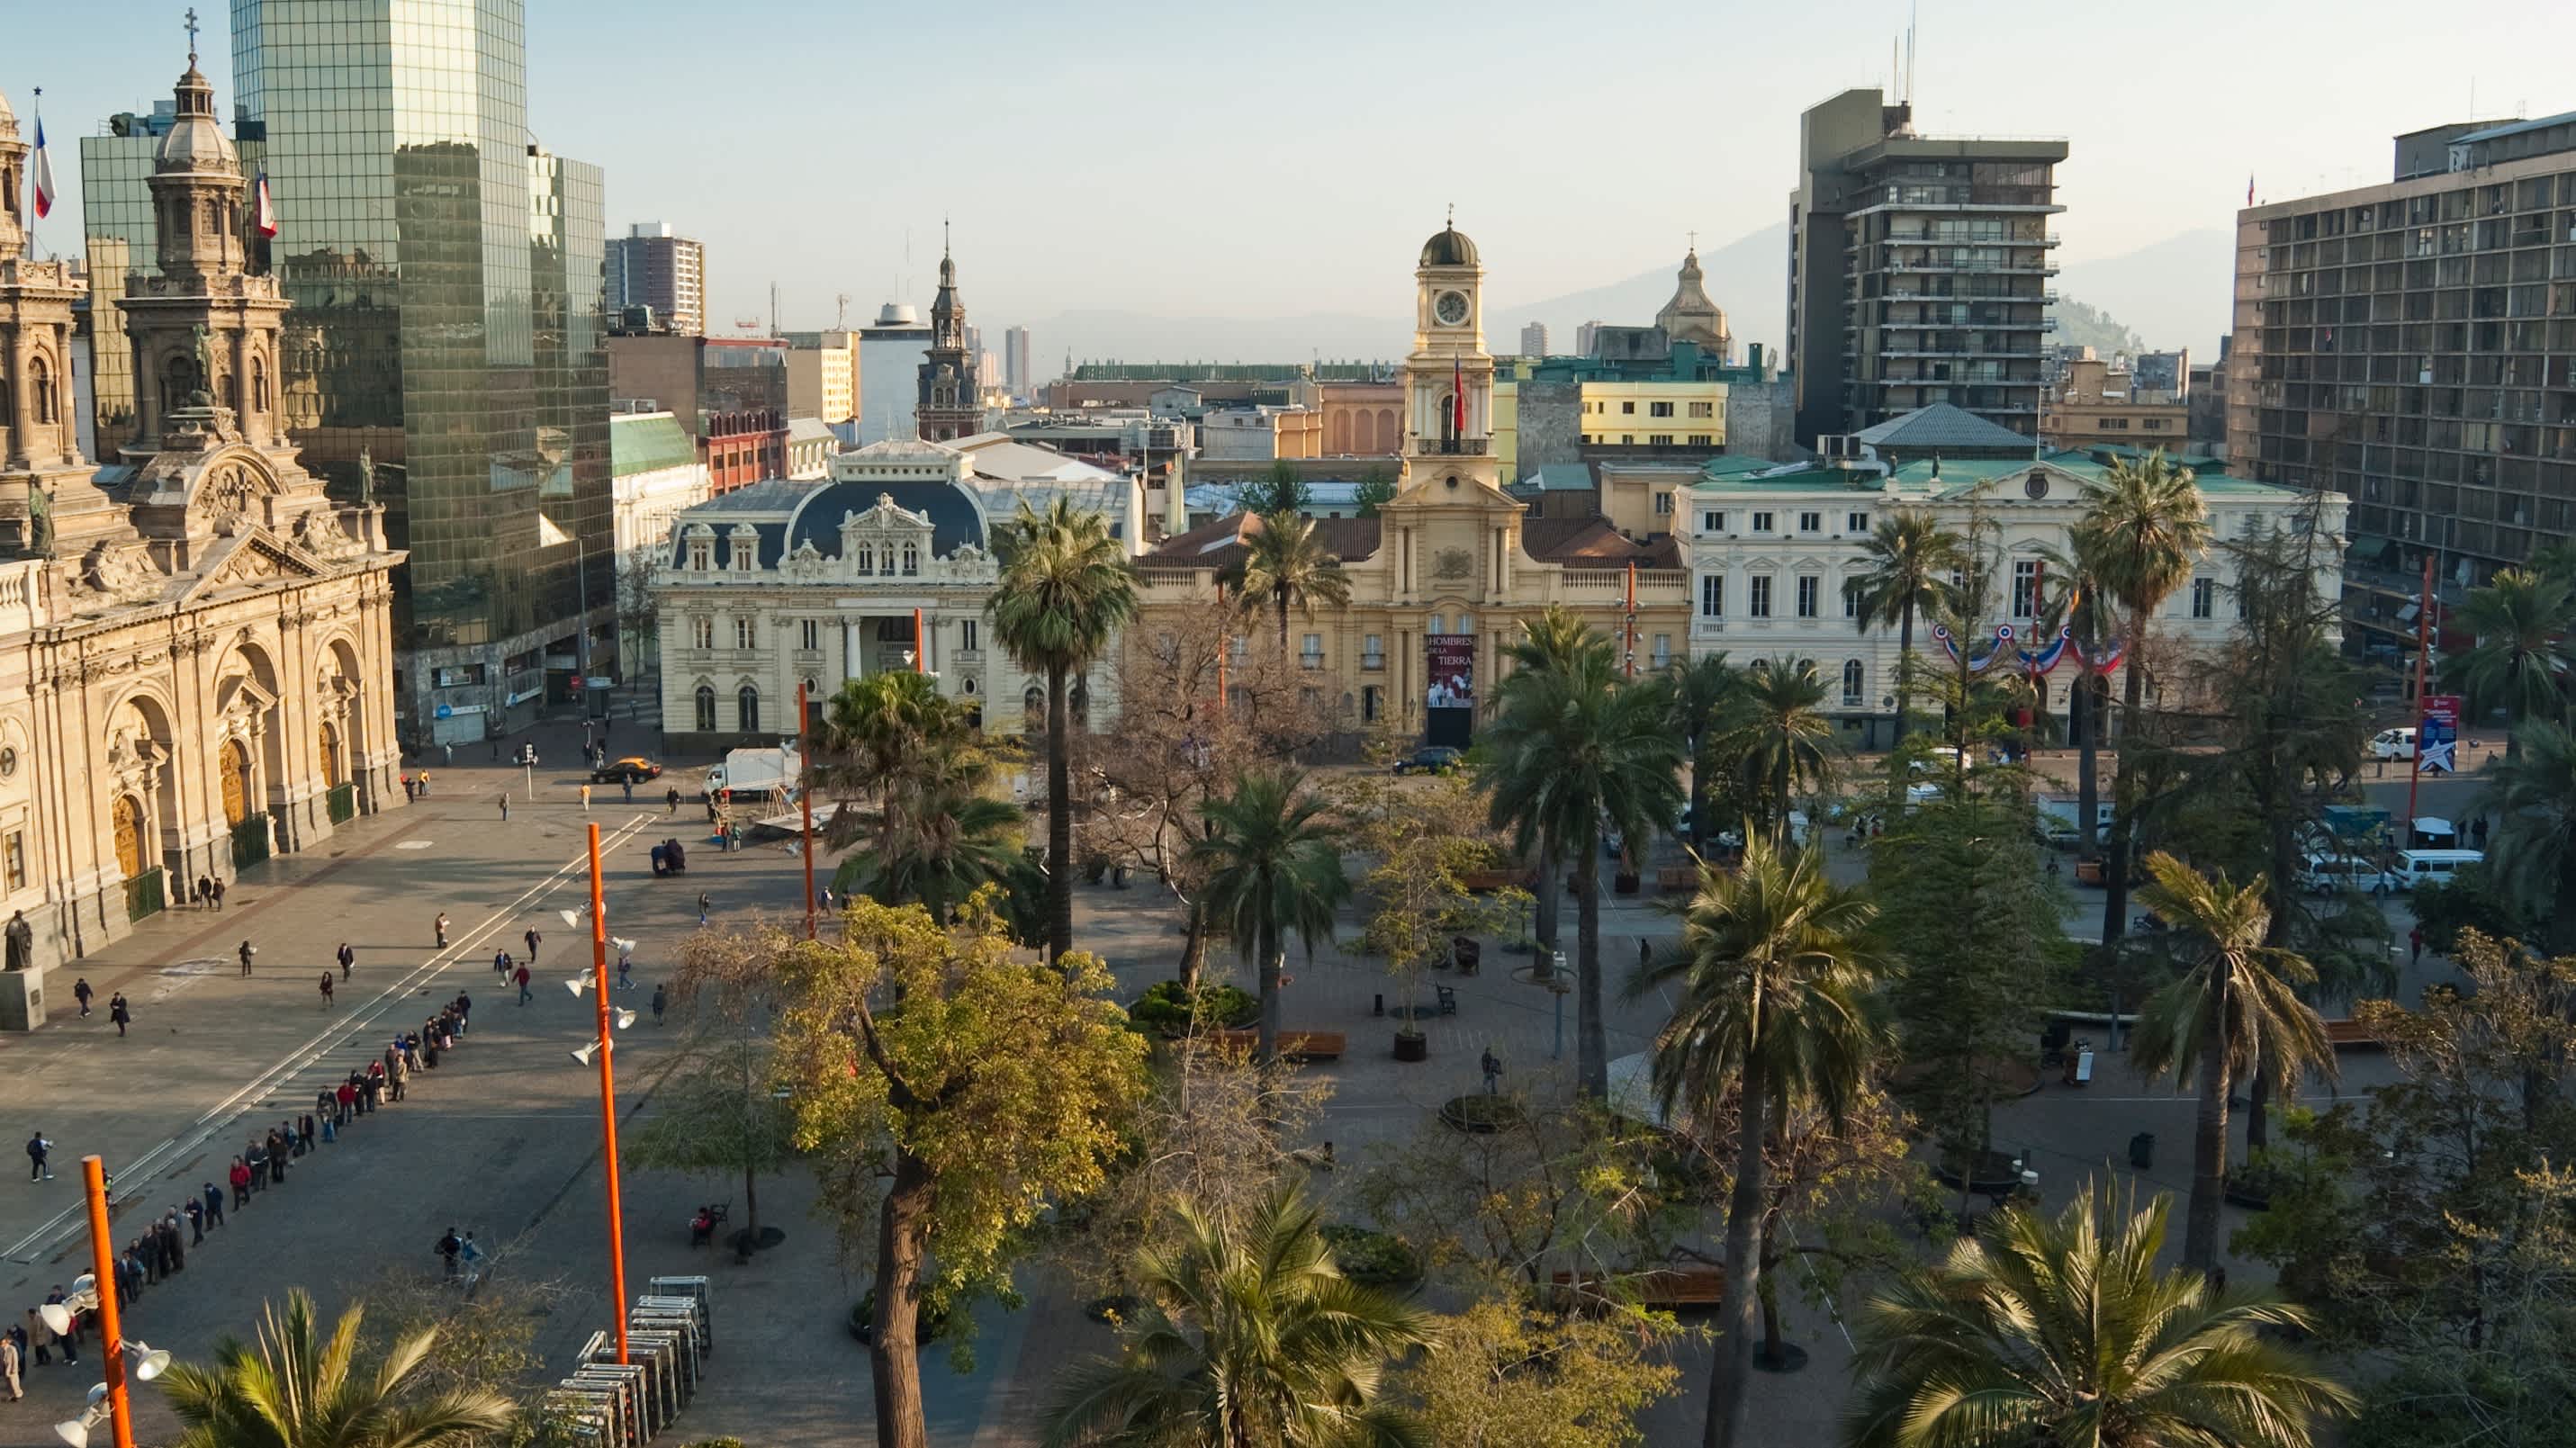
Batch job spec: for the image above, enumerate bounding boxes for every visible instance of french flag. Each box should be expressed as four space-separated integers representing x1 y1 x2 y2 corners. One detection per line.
255 168 278 237
29 114 54 220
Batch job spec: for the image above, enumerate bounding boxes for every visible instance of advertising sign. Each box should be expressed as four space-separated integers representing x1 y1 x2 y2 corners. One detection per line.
1425 635 1475 710
2418 693 2460 774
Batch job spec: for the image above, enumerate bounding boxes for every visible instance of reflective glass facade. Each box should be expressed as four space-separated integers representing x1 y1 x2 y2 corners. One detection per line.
225 0 610 734
76 130 165 459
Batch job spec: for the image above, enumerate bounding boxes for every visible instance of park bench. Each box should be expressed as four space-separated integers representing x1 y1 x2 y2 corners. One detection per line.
1550 1266 1725 1309
1458 868 1536 894
1208 1029 1347 1062
1656 865 1698 891
1434 985 1458 1016
2322 1018 2382 1049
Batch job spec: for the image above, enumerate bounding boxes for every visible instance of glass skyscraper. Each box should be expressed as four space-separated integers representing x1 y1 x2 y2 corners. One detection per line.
89 0 613 741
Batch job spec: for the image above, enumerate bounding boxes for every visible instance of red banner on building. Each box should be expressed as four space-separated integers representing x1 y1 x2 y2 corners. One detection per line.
1426 635 1474 710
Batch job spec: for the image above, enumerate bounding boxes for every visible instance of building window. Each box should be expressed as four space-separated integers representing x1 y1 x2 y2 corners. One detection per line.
1688 400 1714 418
1796 575 1820 617
3 831 23 891
2100 417 2130 430
1687 433 1714 445
690 616 714 650
1621 400 1636 415
1798 511 1822 533
737 686 761 733
854 544 873 573
1653 491 1674 516
1427 614 1445 635
1846 511 1869 534
2013 559 2040 618
1651 634 1671 670
1648 434 1673 445
1362 633 1385 670
901 543 920 576
1362 685 1383 722
1700 575 1725 616
1750 575 1773 618
1301 633 1324 669
734 617 757 650
1844 578 1861 618
2142 418 2166 430
694 686 717 732
959 619 977 652
1752 511 1774 533
689 541 711 571
1842 659 1865 706
1621 435 1634 445
799 619 820 652
2191 577 2215 618
1649 400 1675 418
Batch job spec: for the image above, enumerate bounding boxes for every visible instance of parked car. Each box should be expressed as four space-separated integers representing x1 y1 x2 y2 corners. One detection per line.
1392 746 1464 776
2369 727 2417 761
2295 853 2395 896
591 755 664 784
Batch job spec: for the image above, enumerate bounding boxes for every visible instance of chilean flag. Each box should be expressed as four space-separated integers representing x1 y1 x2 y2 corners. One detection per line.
29 115 55 220
1452 355 1465 437
255 168 278 237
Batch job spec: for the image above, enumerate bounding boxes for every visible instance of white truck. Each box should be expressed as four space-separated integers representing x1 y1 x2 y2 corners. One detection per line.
2036 795 2113 847
702 745 803 799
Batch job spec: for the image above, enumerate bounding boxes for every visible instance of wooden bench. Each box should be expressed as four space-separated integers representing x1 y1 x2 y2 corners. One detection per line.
1550 1266 1725 1309
2322 1019 2382 1049
1656 866 1698 891
1207 1029 1348 1062
1458 868 1536 894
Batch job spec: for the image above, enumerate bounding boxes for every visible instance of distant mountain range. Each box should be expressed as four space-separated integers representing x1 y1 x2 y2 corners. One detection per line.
1025 220 2235 376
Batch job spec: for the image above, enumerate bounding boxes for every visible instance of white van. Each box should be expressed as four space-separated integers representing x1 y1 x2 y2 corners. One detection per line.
2391 848 2482 890
2297 854 2394 896
2370 727 2417 760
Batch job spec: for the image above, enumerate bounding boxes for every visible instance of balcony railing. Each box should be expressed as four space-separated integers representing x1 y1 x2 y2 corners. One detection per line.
1411 437 1491 456
1300 652 1325 670
1361 652 1386 671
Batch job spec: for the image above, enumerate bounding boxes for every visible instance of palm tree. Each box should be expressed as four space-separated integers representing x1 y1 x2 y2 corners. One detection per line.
836 780 1032 924
991 496 1139 967
1845 1184 2355 1448
1632 840 1886 1448
2074 450 2212 955
1484 606 1686 1100
1658 652 1738 853
1499 605 1596 959
2128 851 2336 1280
1845 511 1966 746
2035 533 2121 856
1717 658 1834 846
1228 510 1353 652
161 1291 517 1448
1045 1184 1434 1448
2441 566 2573 756
2479 719 2576 952
814 669 983 854
1192 769 1349 1064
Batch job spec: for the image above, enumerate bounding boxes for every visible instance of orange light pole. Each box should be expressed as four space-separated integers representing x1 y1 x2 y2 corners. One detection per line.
796 681 816 940
81 1156 135 1448
912 607 926 673
586 823 631 1363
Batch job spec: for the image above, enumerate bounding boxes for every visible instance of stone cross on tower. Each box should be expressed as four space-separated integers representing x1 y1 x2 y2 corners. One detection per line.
185 7 200 64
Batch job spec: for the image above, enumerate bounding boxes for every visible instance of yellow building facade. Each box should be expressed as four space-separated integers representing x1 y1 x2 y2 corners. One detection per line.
1134 223 1689 742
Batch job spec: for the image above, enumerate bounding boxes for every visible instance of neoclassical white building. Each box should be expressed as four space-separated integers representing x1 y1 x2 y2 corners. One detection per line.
0 61 402 985
651 436 1137 749
1684 418 2345 747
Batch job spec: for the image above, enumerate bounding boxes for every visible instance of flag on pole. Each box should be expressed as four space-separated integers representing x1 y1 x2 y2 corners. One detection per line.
536 514 573 546
30 113 56 220
255 168 278 237
1451 355 1465 438
2246 174 2255 207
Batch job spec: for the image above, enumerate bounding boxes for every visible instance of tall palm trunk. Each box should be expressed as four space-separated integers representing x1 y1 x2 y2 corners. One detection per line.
1534 841 1560 959
1574 838 1605 1099
1276 592 1292 653
2099 630 2150 955
1177 897 1211 992
2075 674 2101 857
1708 1076 1770 1448
2184 968 2233 1281
1889 599 1916 769
870 1150 935 1448
1256 920 1283 1066
1044 662 1074 967
2248 807 2301 1152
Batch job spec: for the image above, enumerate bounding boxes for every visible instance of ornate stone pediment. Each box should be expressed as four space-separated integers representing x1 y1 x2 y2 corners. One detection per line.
175 529 329 603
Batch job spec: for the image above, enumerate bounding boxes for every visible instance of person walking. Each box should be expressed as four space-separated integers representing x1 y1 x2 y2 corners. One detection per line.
436 912 450 948
458 1232 484 1289
580 783 591 813
493 949 510 981
23 1310 49 1366
71 977 92 1018
516 962 532 1005
184 1192 206 1245
651 983 668 1027
25 1131 50 1182
617 952 635 992
203 1179 224 1228
238 939 256 976
389 1047 409 1101
524 927 541 964
622 778 635 804
1481 1047 1502 1095
228 1157 250 1210
245 1138 267 1192
436 1227 462 1279
211 877 226 912
498 795 509 823
418 770 431 796
108 993 131 1038
665 786 680 814
320 972 336 1009
2 1324 21 1401
698 891 711 927
2409 924 2425 965
337 941 356 980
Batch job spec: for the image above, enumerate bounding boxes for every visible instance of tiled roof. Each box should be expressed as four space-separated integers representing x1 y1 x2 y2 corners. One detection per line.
1851 402 2040 451
1522 518 1682 568
1143 512 1383 570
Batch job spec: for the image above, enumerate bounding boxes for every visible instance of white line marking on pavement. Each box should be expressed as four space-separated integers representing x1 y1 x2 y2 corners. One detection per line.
2 814 659 1263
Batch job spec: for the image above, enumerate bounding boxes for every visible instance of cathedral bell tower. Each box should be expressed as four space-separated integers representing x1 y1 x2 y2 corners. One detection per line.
0 86 114 557
914 227 982 444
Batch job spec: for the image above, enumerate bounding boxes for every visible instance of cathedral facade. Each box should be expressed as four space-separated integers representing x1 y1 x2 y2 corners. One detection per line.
0 59 402 987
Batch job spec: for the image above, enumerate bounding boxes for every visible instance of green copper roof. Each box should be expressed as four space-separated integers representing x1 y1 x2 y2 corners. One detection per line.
611 412 699 478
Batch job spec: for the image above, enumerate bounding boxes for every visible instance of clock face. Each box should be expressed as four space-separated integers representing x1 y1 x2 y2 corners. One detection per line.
1433 290 1470 326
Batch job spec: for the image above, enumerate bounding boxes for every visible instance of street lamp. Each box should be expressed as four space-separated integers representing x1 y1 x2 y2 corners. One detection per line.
576 823 632 1363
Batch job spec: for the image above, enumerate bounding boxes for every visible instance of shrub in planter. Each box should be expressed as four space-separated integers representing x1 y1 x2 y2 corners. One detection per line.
1320 1223 1421 1288
1127 980 1259 1036
1438 1093 1525 1134
849 1288 952 1345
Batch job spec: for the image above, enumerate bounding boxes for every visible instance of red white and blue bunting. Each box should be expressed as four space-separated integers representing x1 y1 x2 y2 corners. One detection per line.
1929 623 2124 676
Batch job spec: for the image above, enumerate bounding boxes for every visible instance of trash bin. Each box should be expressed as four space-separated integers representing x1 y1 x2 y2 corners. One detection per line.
2129 1132 2155 1170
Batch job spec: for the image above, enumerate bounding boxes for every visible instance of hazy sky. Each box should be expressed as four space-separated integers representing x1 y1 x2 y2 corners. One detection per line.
9 0 2568 354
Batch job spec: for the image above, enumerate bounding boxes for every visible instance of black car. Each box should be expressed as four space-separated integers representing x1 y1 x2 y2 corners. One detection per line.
1392 746 1464 776
590 755 664 785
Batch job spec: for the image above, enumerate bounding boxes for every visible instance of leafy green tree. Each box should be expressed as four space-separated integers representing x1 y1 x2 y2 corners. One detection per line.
768 900 1149 1448
1245 459 1311 517
1633 841 1887 1448
1655 652 1738 853
1193 768 1350 1065
1342 770 1522 1042
1845 1184 2355 1448
162 1291 517 1448
1403 1297 1687 1448
2033 531 2121 854
1353 468 1397 518
2408 861 2533 954
2128 851 2336 1279
624 1034 798 1255
2441 566 2573 754
1045 1184 1435 1448
1843 510 1965 749
1228 509 1353 651
991 496 1139 967
2479 719 2576 952
1483 606 1686 1100
2076 450 2213 958
1716 657 1834 845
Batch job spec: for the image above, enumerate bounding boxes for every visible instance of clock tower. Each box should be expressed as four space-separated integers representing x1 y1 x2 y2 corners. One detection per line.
1400 217 1499 495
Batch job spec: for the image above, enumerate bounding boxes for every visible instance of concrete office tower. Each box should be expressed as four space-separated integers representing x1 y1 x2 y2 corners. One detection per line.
1004 325 1031 396
2229 110 2576 658
606 221 707 337
1574 319 1604 355
1788 87 2065 445
1519 321 1550 357
857 302 932 445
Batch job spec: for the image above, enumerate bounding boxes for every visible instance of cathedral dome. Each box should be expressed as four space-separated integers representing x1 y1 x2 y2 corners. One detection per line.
1419 223 1478 267
154 64 237 172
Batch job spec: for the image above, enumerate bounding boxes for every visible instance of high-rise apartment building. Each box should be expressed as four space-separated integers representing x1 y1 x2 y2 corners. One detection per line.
88 0 616 742
2228 111 2576 658
857 302 932 445
1787 88 2065 445
606 221 706 336
1519 321 1550 357
1574 319 1604 355
1004 325 1031 396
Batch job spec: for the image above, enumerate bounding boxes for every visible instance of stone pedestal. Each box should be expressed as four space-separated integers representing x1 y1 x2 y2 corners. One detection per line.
0 967 49 1031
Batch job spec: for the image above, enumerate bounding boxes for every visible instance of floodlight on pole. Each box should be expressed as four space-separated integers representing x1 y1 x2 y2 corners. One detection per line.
69 1158 134 1448
566 976 590 996
570 1041 599 1066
